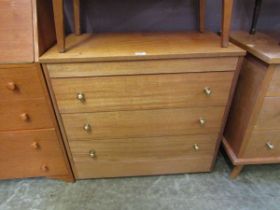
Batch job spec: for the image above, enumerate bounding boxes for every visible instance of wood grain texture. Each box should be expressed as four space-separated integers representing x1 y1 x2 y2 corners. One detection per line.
0 129 68 180
47 57 238 78
52 0 65 53
52 72 234 113
0 64 45 100
267 65 280 97
40 32 245 63
230 32 280 64
0 0 34 63
62 107 225 140
70 134 217 178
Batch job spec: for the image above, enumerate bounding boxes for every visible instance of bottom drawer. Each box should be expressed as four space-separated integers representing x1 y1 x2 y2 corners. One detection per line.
242 130 280 159
70 134 218 179
0 129 68 180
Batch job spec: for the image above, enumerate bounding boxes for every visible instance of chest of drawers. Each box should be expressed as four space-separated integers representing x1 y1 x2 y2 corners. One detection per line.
223 31 280 178
41 32 244 179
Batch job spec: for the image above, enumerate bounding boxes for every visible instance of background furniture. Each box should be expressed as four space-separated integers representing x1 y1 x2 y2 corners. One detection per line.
224 31 280 178
52 0 234 52
0 0 73 181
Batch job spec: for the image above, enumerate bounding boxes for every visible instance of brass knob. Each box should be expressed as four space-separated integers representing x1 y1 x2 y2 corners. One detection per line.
77 92 86 102
193 144 200 151
89 150 96 158
266 142 274 150
20 113 29 121
31 142 40 150
7 82 17 91
83 123 91 132
204 87 212 96
41 164 49 172
199 117 206 126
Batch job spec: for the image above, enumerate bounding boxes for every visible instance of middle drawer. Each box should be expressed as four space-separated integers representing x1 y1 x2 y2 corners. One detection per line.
52 72 234 113
62 107 225 140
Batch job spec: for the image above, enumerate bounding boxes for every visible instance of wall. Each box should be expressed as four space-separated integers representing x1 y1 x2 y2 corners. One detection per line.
64 0 280 33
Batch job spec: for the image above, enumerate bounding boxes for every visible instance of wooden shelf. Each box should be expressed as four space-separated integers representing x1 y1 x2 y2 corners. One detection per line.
230 31 280 64
40 32 245 63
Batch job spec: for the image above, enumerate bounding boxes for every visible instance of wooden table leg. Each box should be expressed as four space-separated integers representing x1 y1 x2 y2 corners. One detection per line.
250 0 263 34
199 0 206 33
221 0 234 47
73 0 81 35
230 165 244 179
52 0 65 53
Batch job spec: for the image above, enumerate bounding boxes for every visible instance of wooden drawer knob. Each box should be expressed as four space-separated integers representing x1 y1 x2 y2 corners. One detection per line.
31 142 40 150
83 123 91 132
266 142 275 150
41 164 49 172
7 82 17 91
204 87 212 96
199 117 206 126
20 113 30 121
89 149 97 159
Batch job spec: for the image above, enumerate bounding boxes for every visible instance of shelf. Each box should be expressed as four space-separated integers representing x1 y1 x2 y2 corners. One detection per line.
40 32 245 63
230 31 280 64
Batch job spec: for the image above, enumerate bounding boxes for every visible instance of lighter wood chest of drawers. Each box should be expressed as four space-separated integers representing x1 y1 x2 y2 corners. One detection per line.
41 32 244 179
223 32 280 178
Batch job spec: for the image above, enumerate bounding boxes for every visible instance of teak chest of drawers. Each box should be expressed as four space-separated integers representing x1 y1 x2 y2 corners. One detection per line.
224 31 280 178
41 32 245 179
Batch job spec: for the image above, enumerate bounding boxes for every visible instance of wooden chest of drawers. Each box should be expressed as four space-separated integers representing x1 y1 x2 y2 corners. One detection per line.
223 32 280 178
41 32 245 179
0 64 73 181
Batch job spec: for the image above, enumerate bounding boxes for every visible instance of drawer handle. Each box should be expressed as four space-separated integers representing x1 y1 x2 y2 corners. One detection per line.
31 142 40 150
193 144 200 151
7 82 17 91
20 113 30 122
83 123 92 132
204 87 212 96
199 117 206 126
89 150 97 158
77 92 86 102
41 164 49 172
266 142 275 150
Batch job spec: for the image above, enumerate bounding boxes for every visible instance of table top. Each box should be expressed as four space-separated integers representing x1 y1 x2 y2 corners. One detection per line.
230 31 280 64
40 32 245 63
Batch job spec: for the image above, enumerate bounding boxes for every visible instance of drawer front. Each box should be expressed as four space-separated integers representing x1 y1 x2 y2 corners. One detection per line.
52 72 234 113
47 57 238 78
70 134 217 179
0 99 53 131
0 129 68 179
254 97 280 130
62 107 225 140
0 65 45 100
266 66 280 97
242 130 280 158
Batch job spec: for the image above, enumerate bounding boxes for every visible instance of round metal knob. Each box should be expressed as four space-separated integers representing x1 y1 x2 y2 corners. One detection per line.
83 123 91 132
41 164 49 172
20 113 29 121
7 82 17 91
77 93 86 102
89 150 96 159
193 144 200 151
31 142 40 150
204 87 212 96
266 142 274 150
199 117 206 126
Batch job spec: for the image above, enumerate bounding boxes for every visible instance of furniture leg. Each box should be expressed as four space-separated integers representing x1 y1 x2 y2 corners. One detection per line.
73 0 81 35
250 0 263 34
221 0 234 47
230 165 244 179
52 0 65 53
199 0 206 33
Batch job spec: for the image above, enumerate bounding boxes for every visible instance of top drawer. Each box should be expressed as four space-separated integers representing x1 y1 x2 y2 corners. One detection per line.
0 65 45 101
52 72 234 113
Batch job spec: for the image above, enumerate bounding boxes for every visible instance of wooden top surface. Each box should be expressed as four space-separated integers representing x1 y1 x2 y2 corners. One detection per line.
230 31 280 64
40 32 245 63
